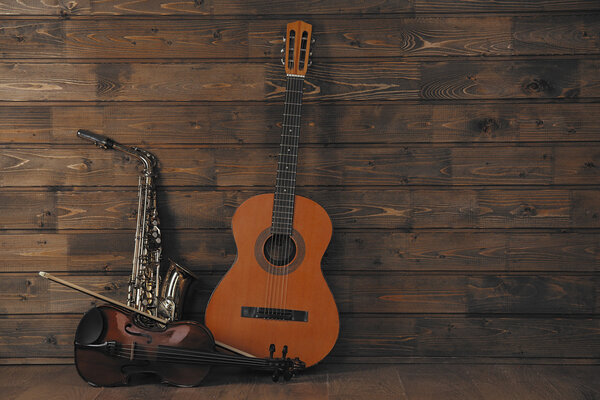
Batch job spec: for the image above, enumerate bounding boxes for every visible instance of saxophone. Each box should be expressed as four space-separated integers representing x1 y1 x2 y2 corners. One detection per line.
77 129 195 322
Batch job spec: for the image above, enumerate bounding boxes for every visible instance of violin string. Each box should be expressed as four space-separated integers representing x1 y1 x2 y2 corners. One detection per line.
111 345 298 371
114 345 275 367
112 350 271 368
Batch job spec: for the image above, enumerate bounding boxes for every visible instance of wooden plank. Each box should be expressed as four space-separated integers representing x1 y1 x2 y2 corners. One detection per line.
1 231 597 273
0 0 408 16
0 188 596 230
2 315 598 359
2 272 598 315
1 364 598 400
0 145 570 187
325 364 600 400
2 0 599 16
0 59 598 102
555 147 600 185
0 16 598 59
2 103 600 145
413 0 600 13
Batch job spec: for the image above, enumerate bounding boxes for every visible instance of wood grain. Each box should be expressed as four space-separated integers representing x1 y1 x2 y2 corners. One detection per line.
2 315 598 359
2 0 600 16
2 272 598 315
0 16 598 59
2 230 597 273
2 364 599 399
0 59 598 101
0 145 576 187
0 188 597 230
2 103 599 145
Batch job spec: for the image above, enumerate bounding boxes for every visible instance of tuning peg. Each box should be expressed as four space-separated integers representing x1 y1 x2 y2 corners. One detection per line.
307 60 312 67
280 58 285 65
309 51 312 56
282 345 288 358
282 36 286 43
269 343 276 358
280 48 284 53
311 38 315 44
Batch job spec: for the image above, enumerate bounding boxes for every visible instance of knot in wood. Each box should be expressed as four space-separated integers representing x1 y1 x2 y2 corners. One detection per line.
478 118 499 134
524 79 551 94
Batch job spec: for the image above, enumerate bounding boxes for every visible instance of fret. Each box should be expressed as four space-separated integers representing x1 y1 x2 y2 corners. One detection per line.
271 75 305 234
273 204 294 210
272 216 294 221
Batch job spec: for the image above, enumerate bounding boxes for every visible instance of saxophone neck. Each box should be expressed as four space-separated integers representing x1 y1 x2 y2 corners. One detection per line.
77 129 158 176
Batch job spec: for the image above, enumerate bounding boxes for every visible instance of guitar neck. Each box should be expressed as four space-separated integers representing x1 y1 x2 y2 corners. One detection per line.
272 75 305 235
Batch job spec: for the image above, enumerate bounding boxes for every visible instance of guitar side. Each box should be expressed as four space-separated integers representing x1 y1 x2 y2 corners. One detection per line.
205 193 339 367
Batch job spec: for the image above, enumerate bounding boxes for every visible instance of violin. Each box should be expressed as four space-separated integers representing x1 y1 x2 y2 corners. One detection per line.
74 305 305 387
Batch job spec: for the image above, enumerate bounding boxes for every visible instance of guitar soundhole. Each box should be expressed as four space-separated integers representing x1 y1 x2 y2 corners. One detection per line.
263 234 296 266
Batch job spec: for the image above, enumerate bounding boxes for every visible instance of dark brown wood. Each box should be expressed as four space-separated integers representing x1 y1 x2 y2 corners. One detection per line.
2 145 584 187
0 16 598 59
2 315 599 359
2 103 600 145
3 272 599 315
0 59 598 102
0 188 596 230
2 0 600 16
3 364 598 400
2 230 597 273
1 1 599 367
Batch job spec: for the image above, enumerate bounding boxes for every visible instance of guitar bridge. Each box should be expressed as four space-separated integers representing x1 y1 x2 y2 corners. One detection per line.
241 306 308 322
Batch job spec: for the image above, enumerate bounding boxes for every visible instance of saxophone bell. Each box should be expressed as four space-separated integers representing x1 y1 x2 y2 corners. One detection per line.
157 260 198 321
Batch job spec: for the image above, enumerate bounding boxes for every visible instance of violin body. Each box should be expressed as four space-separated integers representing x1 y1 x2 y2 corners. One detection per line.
75 305 213 387
205 194 339 367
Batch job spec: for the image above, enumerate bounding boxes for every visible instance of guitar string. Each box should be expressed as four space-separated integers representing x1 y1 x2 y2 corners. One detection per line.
267 72 288 313
281 75 299 315
283 75 302 315
268 70 292 315
277 74 296 317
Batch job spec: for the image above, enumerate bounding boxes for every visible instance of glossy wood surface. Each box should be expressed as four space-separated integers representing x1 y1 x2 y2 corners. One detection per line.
205 194 339 367
75 306 212 387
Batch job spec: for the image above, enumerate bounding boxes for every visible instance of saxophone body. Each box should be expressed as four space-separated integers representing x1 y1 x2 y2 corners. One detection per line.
77 129 194 322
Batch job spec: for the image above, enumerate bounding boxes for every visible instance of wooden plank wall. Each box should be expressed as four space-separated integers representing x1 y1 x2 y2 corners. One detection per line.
1 1 600 365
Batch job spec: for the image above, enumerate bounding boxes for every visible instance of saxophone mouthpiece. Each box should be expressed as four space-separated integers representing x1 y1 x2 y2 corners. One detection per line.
77 129 115 149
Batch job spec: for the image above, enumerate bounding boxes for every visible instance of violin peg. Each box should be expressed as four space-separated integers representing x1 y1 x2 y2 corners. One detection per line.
269 343 276 359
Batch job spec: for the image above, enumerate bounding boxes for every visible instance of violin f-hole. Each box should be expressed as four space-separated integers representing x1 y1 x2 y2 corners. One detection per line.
125 323 153 344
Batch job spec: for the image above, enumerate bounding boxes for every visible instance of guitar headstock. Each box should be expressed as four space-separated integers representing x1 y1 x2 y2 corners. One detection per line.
280 20 313 77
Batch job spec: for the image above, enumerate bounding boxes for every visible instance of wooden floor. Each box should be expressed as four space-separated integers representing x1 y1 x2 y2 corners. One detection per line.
1 364 599 399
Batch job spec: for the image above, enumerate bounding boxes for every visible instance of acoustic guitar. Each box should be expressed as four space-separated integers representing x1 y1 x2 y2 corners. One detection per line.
205 20 339 368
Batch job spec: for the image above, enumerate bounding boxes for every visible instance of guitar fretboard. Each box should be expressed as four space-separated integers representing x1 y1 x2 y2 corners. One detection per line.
271 75 305 235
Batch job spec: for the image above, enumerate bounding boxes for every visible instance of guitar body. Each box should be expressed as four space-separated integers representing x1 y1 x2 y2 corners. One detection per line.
205 193 339 367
